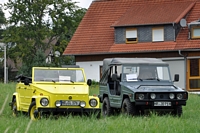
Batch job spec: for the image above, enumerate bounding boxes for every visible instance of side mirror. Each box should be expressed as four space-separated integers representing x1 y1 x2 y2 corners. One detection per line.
87 79 92 86
174 74 179 82
24 78 30 85
112 74 118 81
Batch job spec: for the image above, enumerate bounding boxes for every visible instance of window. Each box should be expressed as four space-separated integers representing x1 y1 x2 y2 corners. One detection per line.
190 59 199 76
191 27 200 39
152 28 164 42
126 29 137 43
187 59 200 90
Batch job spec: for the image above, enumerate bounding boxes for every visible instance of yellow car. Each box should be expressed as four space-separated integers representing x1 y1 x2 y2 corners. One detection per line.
9 66 101 120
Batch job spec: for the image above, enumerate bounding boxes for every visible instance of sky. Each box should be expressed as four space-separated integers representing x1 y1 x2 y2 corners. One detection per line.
0 0 93 18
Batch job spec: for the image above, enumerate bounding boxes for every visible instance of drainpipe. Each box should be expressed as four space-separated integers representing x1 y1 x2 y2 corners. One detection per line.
178 50 185 57
178 50 187 90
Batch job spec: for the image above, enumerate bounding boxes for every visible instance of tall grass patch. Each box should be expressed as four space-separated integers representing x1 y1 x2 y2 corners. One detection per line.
1 83 200 133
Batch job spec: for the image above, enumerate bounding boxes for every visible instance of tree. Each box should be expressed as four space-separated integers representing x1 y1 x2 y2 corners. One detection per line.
3 0 86 76
0 6 7 81
0 5 6 25
0 6 6 39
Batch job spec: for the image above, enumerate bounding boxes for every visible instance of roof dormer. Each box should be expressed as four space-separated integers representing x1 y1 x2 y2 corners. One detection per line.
188 20 200 39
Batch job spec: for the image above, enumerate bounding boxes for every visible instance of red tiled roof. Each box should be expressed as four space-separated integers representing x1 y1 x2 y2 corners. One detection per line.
112 2 195 27
63 0 200 56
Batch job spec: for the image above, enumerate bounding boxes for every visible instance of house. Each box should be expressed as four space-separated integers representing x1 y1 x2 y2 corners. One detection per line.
63 0 200 91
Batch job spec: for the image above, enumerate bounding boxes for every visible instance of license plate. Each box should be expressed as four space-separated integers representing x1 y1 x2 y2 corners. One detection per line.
62 100 80 106
154 102 171 106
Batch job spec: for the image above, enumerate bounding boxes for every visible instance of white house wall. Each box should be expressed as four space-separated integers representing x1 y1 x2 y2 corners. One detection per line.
76 61 102 82
162 58 185 89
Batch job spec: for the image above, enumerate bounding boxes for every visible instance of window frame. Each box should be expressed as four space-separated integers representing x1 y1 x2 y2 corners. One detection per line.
191 26 200 39
152 27 164 42
125 28 138 44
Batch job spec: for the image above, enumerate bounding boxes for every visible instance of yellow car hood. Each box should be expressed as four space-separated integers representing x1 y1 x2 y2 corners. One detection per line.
32 84 88 94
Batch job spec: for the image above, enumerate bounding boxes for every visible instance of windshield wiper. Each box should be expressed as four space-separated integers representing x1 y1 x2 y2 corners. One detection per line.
69 80 74 83
59 80 74 83
137 78 143 81
126 78 143 81
145 78 160 81
156 78 160 81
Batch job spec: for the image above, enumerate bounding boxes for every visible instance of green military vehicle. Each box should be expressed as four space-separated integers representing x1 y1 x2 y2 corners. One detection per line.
99 58 188 116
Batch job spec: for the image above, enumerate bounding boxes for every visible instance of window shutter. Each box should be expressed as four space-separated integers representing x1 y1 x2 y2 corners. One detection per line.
153 29 164 42
126 30 137 38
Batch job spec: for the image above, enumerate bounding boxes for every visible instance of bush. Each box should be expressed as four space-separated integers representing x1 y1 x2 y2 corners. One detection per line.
92 80 99 86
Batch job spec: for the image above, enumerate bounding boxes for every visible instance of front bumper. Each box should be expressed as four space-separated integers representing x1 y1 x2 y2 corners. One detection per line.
38 107 101 114
135 100 187 109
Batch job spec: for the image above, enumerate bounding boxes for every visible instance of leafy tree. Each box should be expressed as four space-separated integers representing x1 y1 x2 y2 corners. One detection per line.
18 49 55 76
3 0 86 75
0 6 6 39
0 6 6 25
0 6 7 81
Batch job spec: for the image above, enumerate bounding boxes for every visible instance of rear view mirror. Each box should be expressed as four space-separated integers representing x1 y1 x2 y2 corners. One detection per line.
174 74 179 82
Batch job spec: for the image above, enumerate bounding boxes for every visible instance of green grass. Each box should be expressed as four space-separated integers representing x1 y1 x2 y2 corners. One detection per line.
1 83 200 133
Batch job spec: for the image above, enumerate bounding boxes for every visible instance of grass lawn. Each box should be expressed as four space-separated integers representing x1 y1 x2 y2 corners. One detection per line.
0 83 200 133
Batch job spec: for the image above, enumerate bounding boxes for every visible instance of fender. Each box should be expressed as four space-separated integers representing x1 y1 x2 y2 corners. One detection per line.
89 96 100 108
31 96 49 109
12 92 20 111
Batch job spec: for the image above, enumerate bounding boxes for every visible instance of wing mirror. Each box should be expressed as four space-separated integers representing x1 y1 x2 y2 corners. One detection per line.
87 79 92 86
24 78 30 85
174 74 179 82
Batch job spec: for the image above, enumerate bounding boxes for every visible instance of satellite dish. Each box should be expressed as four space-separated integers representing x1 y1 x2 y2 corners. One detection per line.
54 51 60 57
180 19 187 27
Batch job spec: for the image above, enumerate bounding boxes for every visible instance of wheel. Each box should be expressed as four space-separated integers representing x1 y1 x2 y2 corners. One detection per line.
28 101 40 120
12 98 18 117
173 106 182 117
102 97 113 116
121 98 135 115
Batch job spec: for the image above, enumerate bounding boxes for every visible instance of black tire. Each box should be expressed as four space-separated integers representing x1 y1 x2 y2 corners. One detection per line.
121 98 135 115
173 106 182 117
12 98 18 117
102 97 113 116
28 101 40 120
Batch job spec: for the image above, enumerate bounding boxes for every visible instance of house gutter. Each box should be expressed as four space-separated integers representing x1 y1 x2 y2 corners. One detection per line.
178 50 187 90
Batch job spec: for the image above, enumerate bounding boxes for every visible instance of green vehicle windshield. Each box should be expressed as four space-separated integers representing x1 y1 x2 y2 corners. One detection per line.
122 65 171 81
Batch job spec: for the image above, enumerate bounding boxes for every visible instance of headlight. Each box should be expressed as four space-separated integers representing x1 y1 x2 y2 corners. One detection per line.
138 94 144 100
55 101 61 107
177 93 183 99
40 98 49 106
80 101 86 107
150 93 156 99
89 99 98 107
169 93 175 99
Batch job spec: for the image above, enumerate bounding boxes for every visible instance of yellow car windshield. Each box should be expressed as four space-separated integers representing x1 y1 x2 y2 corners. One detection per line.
33 69 85 83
